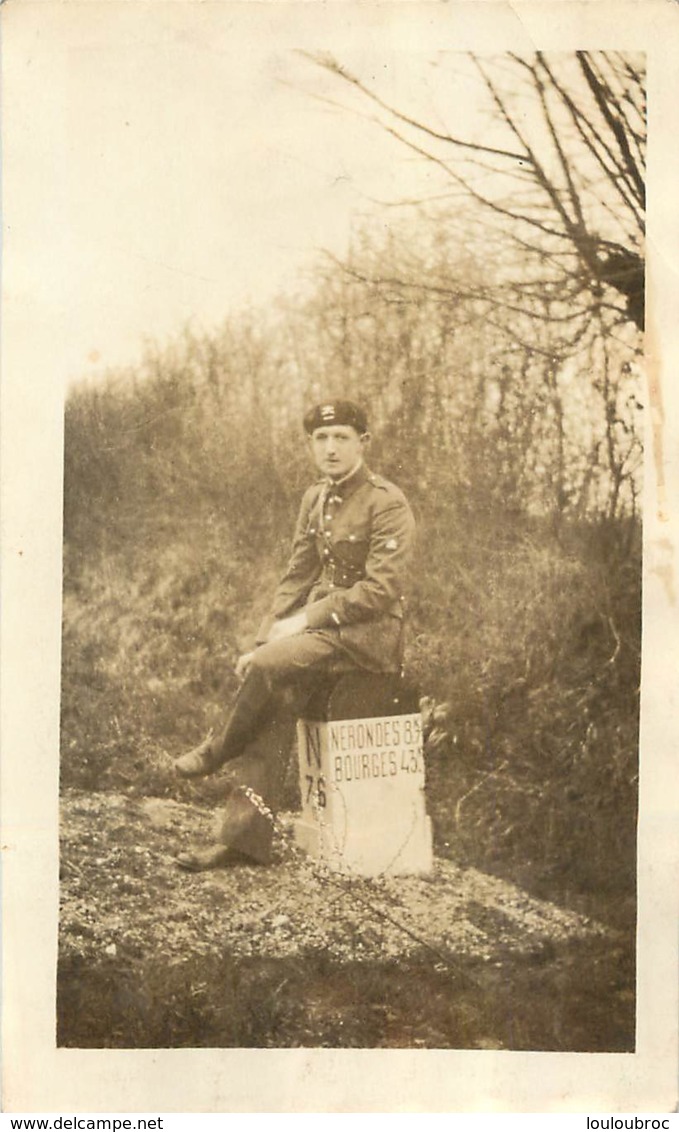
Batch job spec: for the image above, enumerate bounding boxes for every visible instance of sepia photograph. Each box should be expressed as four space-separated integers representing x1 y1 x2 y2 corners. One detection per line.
2 0 678 1115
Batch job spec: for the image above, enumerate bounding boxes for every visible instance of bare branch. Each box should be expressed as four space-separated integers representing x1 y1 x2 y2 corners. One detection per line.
534 55 645 230
577 52 645 205
299 50 527 163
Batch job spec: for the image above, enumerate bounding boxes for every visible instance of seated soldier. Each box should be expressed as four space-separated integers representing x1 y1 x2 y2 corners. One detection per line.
173 399 416 870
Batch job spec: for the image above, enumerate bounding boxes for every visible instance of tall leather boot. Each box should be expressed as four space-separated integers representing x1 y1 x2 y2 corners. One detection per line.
174 666 274 778
175 705 297 871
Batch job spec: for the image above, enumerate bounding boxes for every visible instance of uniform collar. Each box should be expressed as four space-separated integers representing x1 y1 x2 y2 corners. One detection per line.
325 461 370 500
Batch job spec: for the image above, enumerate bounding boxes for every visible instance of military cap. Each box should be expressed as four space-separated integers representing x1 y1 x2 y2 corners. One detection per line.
303 399 369 435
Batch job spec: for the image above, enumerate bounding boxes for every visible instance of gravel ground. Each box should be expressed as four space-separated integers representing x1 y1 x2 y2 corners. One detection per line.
60 790 607 968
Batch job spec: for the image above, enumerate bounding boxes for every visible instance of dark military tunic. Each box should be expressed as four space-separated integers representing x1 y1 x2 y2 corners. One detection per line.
258 463 416 673
195 462 417 864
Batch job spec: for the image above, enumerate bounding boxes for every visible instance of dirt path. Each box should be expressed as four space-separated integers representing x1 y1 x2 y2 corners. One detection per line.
60 790 605 966
57 789 633 1051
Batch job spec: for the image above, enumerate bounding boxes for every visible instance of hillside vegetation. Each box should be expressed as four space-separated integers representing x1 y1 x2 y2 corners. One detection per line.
62 263 641 924
60 229 642 1047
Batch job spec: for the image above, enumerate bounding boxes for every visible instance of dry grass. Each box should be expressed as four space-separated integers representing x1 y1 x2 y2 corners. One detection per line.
59 488 639 1049
59 348 641 1047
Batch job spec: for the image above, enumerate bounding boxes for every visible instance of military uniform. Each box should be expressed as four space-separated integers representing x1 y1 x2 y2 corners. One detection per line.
256 462 415 674
174 403 416 870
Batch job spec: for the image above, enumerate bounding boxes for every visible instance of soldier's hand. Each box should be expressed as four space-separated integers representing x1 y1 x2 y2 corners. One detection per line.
235 651 255 682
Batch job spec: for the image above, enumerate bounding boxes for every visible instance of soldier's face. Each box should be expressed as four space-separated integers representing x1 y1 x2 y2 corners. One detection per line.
309 425 368 479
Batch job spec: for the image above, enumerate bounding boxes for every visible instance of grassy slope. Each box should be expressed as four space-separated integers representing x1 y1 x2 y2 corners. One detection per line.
62 499 640 915
59 497 639 1048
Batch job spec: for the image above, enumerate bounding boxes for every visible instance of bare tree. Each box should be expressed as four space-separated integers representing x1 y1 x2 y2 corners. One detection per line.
301 51 645 338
